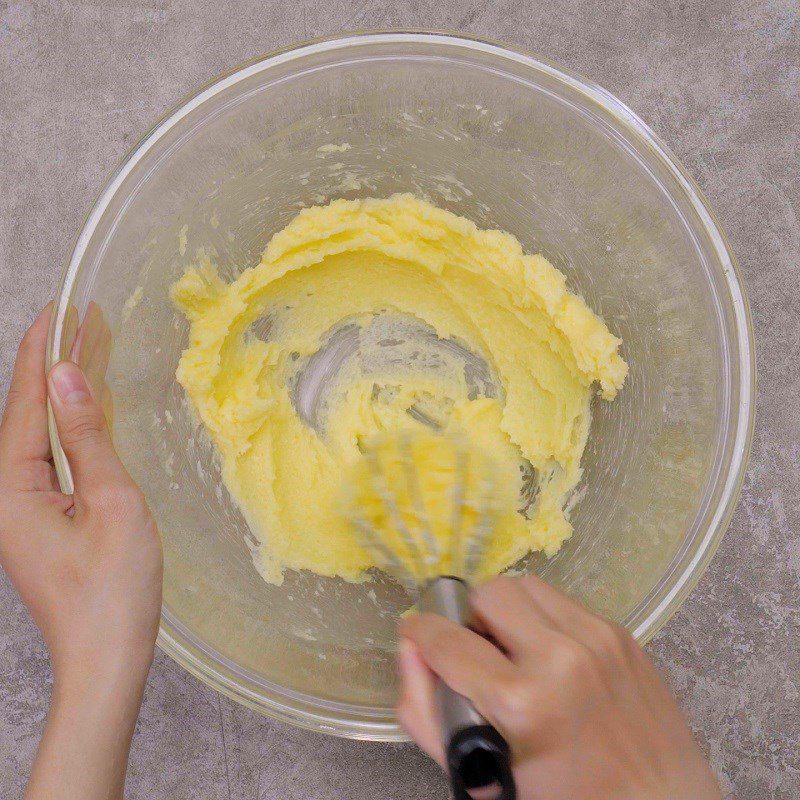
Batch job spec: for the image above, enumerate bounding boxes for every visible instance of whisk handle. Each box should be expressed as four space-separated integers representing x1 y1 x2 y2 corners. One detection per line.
419 577 517 800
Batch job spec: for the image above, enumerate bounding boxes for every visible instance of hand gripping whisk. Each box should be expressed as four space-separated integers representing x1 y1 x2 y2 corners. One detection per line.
346 431 517 800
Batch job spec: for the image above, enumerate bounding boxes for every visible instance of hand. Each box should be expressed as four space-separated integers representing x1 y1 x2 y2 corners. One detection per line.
0 304 163 800
398 575 721 800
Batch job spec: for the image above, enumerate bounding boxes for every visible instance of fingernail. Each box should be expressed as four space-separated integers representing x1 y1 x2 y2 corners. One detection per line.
50 361 90 405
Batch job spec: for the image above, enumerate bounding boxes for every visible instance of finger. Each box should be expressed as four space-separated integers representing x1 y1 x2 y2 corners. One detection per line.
400 613 518 721
517 574 639 664
100 384 114 430
470 576 561 660
71 301 112 401
518 574 598 633
396 638 445 765
47 360 131 495
0 304 54 482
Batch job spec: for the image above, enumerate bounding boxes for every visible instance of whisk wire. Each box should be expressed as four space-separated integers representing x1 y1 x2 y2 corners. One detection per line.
365 446 428 581
400 432 442 577
353 431 501 588
353 516 416 590
463 474 499 582
449 440 469 577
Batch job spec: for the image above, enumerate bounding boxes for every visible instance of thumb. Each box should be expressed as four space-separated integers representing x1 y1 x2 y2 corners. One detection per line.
47 360 130 493
397 638 446 766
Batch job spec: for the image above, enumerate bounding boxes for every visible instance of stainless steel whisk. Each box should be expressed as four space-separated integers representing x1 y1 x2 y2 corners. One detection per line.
348 432 517 800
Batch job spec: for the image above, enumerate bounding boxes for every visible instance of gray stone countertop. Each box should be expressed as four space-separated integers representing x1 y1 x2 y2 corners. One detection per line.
1 2 797 798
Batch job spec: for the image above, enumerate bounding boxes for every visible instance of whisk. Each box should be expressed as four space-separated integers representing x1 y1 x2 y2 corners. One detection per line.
345 431 517 800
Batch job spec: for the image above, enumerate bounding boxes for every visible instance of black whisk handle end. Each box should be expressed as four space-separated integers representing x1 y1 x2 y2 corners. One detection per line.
447 723 516 800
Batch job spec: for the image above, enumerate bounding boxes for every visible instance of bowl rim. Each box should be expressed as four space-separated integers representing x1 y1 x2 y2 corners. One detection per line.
47 29 755 740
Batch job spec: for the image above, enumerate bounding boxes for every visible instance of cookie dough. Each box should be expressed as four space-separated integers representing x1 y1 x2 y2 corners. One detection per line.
172 194 627 584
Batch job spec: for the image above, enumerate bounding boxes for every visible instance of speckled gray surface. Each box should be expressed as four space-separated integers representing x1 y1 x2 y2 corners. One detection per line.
1 1 798 798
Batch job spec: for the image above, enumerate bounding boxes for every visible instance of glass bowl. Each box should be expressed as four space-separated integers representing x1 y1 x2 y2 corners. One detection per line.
47 32 754 740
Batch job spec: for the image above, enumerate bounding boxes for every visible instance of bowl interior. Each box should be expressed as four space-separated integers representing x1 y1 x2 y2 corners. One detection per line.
50 35 749 736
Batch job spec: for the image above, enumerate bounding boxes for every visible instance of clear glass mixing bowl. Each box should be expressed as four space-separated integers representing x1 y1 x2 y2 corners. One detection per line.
47 32 754 739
